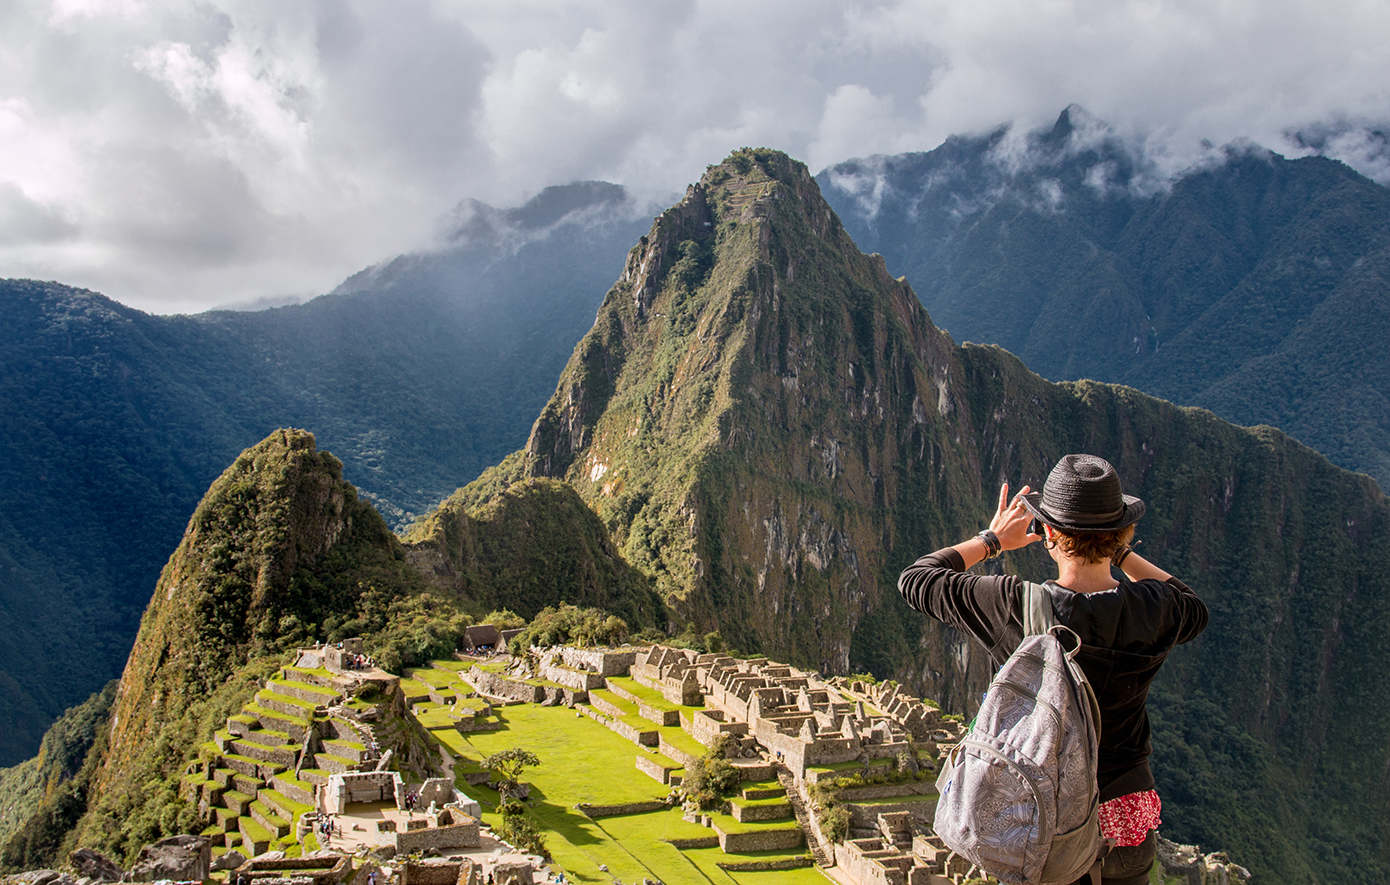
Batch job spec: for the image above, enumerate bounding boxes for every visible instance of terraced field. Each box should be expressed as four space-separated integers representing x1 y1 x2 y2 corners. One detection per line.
423 674 823 884
182 666 379 857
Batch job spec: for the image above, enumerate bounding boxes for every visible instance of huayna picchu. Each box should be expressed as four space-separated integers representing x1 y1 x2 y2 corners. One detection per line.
4 148 1389 884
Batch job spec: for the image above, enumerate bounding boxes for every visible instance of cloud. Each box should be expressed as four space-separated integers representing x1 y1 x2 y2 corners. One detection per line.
0 0 1387 312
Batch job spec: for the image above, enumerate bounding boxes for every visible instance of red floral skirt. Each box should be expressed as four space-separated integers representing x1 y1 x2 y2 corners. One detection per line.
1098 790 1162 847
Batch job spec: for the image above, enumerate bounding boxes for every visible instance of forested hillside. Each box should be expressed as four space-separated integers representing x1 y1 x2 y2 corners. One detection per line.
819 106 1390 489
0 428 661 865
0 184 647 765
465 148 1390 882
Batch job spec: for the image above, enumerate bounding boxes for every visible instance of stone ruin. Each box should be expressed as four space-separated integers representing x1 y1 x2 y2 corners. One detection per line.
397 859 530 885
397 858 481 885
297 638 374 676
376 805 481 854
630 646 702 705
322 772 406 814
689 654 947 782
235 853 352 885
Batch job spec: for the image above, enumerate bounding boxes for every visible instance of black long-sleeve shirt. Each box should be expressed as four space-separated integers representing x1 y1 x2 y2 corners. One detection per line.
898 550 1208 801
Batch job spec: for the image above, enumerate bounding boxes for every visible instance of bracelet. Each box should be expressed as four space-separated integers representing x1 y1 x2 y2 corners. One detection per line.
1112 544 1133 568
976 530 1002 559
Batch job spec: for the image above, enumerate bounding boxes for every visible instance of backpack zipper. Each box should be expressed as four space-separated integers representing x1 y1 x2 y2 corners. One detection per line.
956 736 1049 854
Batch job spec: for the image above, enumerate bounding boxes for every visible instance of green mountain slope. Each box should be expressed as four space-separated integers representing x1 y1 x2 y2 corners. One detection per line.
73 428 431 861
0 426 658 866
819 106 1390 491
0 185 648 765
460 147 1390 882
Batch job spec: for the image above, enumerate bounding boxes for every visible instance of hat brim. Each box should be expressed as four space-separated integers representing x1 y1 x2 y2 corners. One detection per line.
1022 491 1145 533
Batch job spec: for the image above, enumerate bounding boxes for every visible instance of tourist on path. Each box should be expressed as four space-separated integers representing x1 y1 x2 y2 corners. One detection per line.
897 454 1207 885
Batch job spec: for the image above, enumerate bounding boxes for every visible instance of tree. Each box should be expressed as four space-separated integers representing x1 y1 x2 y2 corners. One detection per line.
680 734 740 811
495 801 547 858
481 748 540 801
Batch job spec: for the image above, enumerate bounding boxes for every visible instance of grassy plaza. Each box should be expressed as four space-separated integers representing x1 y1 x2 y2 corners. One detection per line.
422 699 827 884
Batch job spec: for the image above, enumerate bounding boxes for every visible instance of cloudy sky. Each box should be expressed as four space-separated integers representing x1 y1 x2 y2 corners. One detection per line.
2 0 1388 314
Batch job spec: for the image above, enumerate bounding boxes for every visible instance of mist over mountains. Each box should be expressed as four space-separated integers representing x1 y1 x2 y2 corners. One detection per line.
5 147 1388 885
4 110 1390 883
819 106 1390 488
0 185 648 765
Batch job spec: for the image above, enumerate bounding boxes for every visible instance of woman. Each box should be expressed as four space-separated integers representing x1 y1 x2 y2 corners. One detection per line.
898 454 1207 885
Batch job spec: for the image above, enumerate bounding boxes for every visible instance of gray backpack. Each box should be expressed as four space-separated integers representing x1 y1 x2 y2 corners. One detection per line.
933 582 1104 885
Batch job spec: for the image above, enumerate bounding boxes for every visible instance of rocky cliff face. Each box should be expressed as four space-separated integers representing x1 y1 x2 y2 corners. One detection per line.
505 150 981 677
462 148 1390 883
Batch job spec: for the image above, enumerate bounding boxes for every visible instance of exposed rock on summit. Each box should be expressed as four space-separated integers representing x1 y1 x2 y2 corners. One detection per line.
510 148 973 675
462 147 1390 882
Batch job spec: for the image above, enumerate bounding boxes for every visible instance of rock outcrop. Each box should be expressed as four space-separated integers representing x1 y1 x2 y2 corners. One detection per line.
128 835 209 883
455 147 1390 883
65 850 121 883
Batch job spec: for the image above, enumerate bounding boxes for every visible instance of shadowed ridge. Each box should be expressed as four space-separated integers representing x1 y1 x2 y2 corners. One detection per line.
403 474 664 629
464 147 981 672
454 147 1390 882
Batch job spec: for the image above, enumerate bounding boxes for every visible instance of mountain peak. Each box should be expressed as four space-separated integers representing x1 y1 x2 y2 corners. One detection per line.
492 146 965 666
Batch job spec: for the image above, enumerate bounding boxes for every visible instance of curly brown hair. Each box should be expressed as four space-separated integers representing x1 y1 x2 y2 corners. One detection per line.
1049 524 1136 564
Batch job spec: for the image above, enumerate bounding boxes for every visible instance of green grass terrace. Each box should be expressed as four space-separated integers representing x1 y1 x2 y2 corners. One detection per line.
420 695 827 884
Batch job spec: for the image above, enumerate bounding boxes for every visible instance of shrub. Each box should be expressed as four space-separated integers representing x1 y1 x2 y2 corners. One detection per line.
820 804 851 843
681 734 740 810
511 604 627 650
495 801 547 858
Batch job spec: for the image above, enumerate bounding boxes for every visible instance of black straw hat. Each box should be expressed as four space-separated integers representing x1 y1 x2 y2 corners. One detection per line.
1022 454 1145 533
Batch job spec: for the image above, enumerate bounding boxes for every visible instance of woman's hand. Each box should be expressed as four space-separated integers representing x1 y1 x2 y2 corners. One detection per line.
989 482 1043 552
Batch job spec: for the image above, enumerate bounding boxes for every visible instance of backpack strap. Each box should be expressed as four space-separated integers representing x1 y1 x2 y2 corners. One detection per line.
1022 581 1055 636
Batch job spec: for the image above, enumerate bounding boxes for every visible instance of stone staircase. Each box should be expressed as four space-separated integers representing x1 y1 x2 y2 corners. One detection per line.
775 764 830 867
183 664 366 855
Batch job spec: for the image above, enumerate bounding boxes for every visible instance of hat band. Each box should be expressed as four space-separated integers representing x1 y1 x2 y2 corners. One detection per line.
1040 502 1126 526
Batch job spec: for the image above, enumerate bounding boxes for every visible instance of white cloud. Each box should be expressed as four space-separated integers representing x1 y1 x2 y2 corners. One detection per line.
0 0 1387 313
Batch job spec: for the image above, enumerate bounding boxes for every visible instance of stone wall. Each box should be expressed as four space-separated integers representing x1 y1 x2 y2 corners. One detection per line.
714 826 803 853
717 857 814 873
270 773 316 806
466 668 542 703
657 733 701 768
399 860 477 885
272 681 342 706
846 798 936 830
685 708 748 743
604 682 681 726
579 704 657 746
538 659 605 692
575 800 669 817
241 855 351 885
538 685 587 706
730 800 792 822
416 777 454 808
635 754 680 785
555 647 639 677
587 694 628 719
666 835 721 849
835 839 916 885
630 663 702 706
390 819 481 853
836 781 935 802
323 772 404 813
